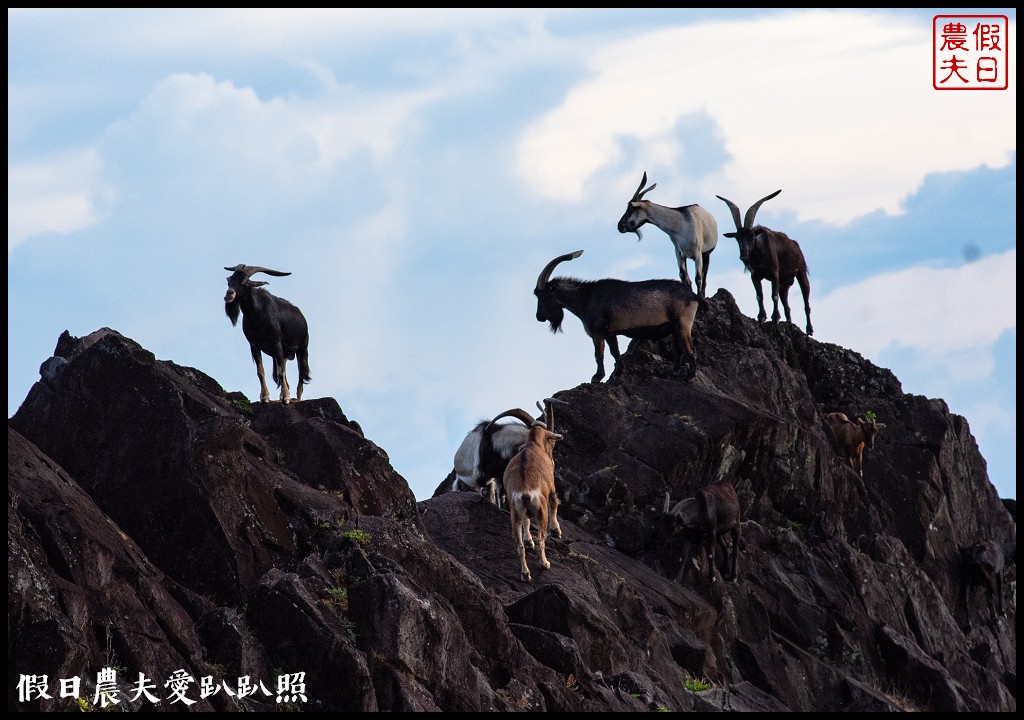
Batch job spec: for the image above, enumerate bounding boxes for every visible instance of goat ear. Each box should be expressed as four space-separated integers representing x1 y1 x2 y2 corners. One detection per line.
876 423 886 430
723 232 737 239
247 280 269 288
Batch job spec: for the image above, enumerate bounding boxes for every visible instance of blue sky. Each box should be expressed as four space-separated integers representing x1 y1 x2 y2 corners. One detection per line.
8 8 1016 501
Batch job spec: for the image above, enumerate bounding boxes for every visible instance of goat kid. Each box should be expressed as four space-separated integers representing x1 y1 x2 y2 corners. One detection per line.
962 540 1015 632
825 412 885 478
224 264 311 404
663 480 741 583
503 422 564 582
453 398 567 507
535 250 701 383
716 190 813 336
618 171 719 299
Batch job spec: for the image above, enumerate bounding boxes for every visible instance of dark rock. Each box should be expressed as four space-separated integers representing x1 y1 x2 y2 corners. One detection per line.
8 315 1016 712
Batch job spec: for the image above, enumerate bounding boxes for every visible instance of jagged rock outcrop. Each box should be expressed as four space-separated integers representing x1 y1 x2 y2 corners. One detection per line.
8 291 1016 712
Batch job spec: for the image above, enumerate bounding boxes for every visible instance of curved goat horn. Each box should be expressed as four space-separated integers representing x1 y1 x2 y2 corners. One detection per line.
715 196 743 232
536 250 584 291
632 171 657 201
224 265 292 279
742 189 782 230
484 408 538 431
541 396 569 432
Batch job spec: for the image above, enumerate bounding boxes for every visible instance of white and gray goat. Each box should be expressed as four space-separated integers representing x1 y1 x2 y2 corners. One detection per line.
535 250 702 383
503 421 564 582
617 171 719 299
224 264 311 404
452 399 566 506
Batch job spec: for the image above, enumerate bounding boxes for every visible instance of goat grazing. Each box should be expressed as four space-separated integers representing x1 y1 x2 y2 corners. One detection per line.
618 171 719 298
663 479 741 583
825 412 885 478
962 540 1015 632
452 398 567 506
503 422 564 582
716 190 813 335
535 250 701 383
224 264 311 404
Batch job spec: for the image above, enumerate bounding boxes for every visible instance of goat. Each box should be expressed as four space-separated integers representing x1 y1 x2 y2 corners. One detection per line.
662 480 741 583
716 190 813 336
534 250 701 383
503 422 564 582
825 412 885 478
962 540 1015 632
452 398 567 507
224 264 311 404
617 171 719 299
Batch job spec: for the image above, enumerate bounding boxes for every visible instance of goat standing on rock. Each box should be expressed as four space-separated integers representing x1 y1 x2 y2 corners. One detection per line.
224 264 310 405
617 171 719 299
962 540 1015 632
716 190 813 335
534 250 701 383
503 421 564 582
663 479 741 584
452 399 567 507
825 412 885 478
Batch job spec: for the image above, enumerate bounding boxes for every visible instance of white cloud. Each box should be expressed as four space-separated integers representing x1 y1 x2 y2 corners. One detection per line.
517 10 1016 225
8 149 111 252
813 250 1016 379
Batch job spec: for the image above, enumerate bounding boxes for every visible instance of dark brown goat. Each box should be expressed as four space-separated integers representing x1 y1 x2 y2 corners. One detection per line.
963 540 1015 632
535 250 701 383
663 480 740 583
825 412 885 478
716 190 813 335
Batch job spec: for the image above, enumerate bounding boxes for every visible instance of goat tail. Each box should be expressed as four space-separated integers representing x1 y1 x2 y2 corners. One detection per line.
298 351 312 385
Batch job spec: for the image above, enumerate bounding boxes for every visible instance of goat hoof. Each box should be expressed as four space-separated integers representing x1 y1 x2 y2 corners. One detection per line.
541 560 551 570
521 571 532 582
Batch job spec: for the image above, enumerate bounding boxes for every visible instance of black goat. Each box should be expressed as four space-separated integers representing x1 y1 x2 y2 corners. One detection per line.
962 540 1015 632
663 479 741 583
534 250 701 383
716 190 813 336
224 264 310 404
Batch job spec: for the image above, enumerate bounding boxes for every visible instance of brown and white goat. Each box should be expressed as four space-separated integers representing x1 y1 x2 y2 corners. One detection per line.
502 422 563 582
716 190 813 335
962 540 1015 632
663 479 741 583
825 412 885 478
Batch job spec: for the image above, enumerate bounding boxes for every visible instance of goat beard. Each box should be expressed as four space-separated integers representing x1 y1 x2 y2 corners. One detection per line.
225 300 241 326
546 306 565 334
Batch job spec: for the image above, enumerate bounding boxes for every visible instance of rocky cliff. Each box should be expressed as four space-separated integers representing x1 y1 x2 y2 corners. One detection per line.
8 289 1016 712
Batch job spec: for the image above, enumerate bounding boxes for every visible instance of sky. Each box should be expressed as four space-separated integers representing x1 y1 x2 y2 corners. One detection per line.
8 8 1016 502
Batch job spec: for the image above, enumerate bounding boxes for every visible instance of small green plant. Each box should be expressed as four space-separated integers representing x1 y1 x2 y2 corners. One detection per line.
231 396 254 417
684 676 713 692
656 705 671 712
76 696 94 712
342 528 372 545
865 410 877 422
325 586 348 611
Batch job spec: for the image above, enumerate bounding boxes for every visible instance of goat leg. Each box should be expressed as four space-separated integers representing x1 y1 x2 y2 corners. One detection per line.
591 337 607 383
252 348 272 403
